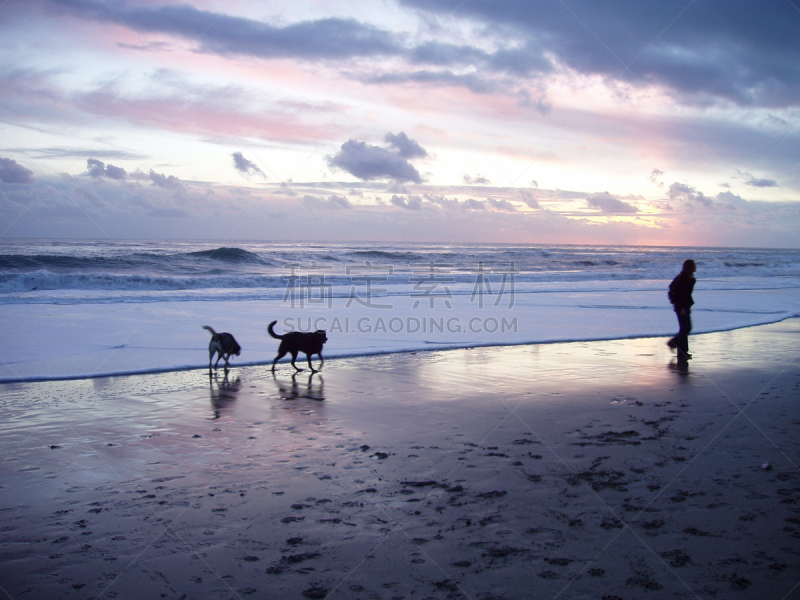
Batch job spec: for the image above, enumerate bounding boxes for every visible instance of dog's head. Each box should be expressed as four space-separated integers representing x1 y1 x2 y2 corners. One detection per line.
232 341 242 356
315 330 328 344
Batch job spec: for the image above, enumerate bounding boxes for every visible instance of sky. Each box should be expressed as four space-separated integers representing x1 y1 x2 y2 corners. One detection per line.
1 0 799 247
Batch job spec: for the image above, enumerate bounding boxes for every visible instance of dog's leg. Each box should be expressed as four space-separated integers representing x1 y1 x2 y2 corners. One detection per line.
318 352 323 371
291 351 302 371
307 353 316 372
272 351 287 372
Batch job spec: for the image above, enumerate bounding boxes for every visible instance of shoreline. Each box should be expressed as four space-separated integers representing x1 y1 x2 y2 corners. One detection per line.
2 315 798 385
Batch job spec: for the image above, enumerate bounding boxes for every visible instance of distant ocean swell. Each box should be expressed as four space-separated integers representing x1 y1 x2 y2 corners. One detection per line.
0 271 285 293
1 242 799 301
0 247 275 271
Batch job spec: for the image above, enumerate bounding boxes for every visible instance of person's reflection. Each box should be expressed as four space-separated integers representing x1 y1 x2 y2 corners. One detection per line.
209 371 241 419
272 371 325 401
669 360 690 377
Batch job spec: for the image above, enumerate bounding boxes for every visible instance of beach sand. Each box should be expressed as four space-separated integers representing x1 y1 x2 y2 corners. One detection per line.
1 320 799 599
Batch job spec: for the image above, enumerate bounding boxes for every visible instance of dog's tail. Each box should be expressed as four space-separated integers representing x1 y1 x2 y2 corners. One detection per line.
267 320 284 340
202 325 217 336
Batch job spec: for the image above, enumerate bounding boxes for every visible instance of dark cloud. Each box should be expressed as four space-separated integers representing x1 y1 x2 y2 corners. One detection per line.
487 197 516 212
399 0 800 107
586 191 638 214
384 132 427 159
716 191 748 210
327 137 425 183
668 182 713 208
49 0 402 60
278 180 297 197
421 194 518 212
105 164 127 180
463 174 490 185
360 69 504 96
746 177 778 188
117 41 172 52
149 169 182 190
302 194 352 210
31 147 145 160
86 158 105 178
385 182 410 194
391 194 423 210
0 157 34 184
743 174 777 188
424 193 458 210
47 1 545 96
463 198 486 211
86 158 127 180
734 169 778 188
648 168 664 188
34 1 800 112
232 152 265 179
519 189 540 209
408 41 491 70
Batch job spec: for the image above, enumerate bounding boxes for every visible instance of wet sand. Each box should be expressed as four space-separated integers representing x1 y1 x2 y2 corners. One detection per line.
1 320 799 599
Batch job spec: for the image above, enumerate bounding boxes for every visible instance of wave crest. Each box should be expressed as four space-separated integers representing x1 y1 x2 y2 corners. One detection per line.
185 247 262 263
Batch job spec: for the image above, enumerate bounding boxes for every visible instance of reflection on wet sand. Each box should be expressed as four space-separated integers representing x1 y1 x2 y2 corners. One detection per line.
209 371 241 419
669 355 690 376
271 372 325 401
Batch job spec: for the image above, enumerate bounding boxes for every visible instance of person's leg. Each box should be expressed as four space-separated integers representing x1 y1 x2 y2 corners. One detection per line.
676 310 692 359
669 310 681 350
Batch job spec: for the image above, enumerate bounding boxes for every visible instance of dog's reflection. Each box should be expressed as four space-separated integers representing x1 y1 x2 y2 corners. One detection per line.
209 370 242 419
272 371 325 401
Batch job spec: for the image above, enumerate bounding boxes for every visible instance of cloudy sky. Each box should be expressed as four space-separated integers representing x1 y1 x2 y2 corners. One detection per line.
1 0 799 246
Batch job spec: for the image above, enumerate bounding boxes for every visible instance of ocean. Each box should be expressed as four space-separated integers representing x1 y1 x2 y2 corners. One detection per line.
1 239 798 381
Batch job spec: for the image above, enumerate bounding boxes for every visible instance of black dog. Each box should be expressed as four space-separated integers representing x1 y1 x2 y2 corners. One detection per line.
202 325 241 371
268 320 327 372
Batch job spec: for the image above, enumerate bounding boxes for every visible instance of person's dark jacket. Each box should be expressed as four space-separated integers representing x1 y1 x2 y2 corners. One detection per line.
668 272 695 311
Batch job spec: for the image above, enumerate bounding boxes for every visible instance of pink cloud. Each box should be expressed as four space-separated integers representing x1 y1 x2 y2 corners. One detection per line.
76 88 341 144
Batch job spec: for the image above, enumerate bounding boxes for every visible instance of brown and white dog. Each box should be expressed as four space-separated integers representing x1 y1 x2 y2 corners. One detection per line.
202 325 241 371
268 320 327 372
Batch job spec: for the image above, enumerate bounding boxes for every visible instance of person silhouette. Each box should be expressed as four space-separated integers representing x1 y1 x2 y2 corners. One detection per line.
667 259 696 365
